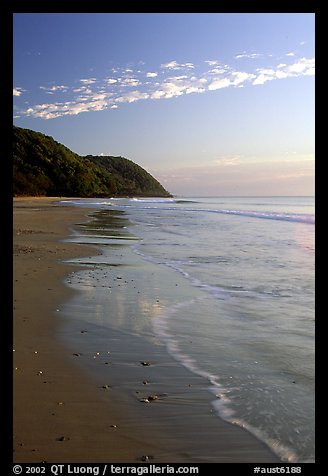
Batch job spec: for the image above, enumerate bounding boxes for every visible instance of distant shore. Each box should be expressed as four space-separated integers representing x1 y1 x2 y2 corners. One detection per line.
13 197 279 463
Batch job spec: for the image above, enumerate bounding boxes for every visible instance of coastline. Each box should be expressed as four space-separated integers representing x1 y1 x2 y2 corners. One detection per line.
13 197 280 463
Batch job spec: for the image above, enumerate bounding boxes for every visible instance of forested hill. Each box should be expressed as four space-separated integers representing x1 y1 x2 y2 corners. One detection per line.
13 126 172 197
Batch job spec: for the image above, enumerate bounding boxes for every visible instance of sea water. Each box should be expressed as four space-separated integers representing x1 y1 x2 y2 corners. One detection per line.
61 196 315 462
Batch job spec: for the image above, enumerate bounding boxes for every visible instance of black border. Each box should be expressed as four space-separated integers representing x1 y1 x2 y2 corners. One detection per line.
5 2 320 472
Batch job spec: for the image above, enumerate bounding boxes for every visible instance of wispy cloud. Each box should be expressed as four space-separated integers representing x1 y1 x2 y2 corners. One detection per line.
234 52 262 59
161 60 195 70
213 155 244 166
253 57 314 85
80 78 97 85
40 85 69 94
14 52 315 120
205 60 219 66
13 87 25 97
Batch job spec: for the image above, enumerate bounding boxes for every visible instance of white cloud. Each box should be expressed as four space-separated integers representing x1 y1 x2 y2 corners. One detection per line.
253 69 276 85
151 79 186 99
285 57 315 75
253 57 315 85
161 60 178 69
234 52 262 59
161 60 194 70
185 86 205 94
231 71 256 86
16 53 315 120
286 52 295 57
78 87 93 95
119 77 141 87
40 85 68 93
151 74 207 99
205 60 219 66
275 70 289 79
208 77 231 90
80 78 97 85
208 67 228 75
13 87 24 96
115 90 149 104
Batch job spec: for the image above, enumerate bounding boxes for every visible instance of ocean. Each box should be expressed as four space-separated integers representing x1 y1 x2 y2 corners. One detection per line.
60 196 315 463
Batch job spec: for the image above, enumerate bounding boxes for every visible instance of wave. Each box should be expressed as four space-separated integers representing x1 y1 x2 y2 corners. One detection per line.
130 198 200 204
60 199 314 224
131 198 176 203
153 298 299 462
124 203 314 224
58 199 113 207
208 208 315 224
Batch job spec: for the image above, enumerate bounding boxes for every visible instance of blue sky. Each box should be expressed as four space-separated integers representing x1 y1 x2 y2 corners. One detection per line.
13 13 315 196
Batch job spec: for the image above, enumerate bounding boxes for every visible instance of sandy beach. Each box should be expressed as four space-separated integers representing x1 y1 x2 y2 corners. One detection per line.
13 197 180 463
13 198 280 464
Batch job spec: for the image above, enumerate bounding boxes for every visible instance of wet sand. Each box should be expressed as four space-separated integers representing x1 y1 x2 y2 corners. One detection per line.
13 197 279 463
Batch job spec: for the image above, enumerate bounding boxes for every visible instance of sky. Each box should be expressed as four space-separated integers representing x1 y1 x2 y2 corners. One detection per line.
13 13 315 196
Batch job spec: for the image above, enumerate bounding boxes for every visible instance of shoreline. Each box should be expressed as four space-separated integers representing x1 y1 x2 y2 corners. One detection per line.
13 197 280 463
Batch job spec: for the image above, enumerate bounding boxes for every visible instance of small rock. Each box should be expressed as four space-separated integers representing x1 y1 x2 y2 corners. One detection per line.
140 361 151 366
140 397 150 403
148 394 158 402
56 436 70 442
140 394 158 403
140 455 154 462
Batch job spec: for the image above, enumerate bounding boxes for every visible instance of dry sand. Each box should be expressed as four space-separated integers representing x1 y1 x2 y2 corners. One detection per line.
13 197 279 464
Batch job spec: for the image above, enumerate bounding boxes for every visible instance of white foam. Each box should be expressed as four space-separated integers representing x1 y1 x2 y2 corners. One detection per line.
131 198 176 203
153 298 302 462
153 298 235 418
60 199 315 225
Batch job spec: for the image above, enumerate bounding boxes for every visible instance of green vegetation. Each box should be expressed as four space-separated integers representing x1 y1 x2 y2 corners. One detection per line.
13 126 172 197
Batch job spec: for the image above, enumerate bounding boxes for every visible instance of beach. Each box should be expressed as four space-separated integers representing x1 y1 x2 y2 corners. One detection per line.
13 198 283 463
13 198 169 463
